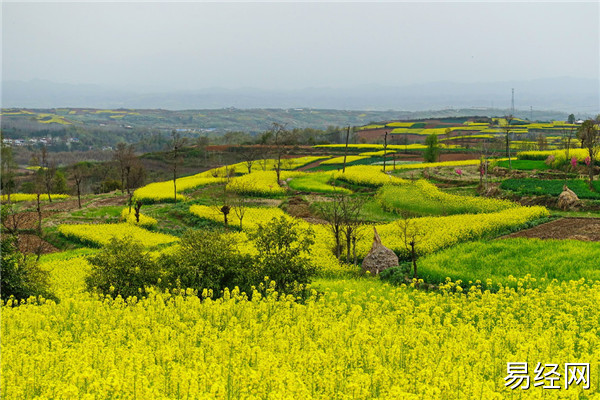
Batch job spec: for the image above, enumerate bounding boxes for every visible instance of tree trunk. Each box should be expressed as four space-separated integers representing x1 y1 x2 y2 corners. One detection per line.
589 157 595 191
334 227 341 259
383 132 388 172
342 126 350 174
173 167 177 204
77 183 81 209
36 193 42 235
352 236 357 266
411 241 417 279
346 229 352 262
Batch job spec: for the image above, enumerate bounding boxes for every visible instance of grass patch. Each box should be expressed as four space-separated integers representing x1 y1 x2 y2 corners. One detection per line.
496 159 550 170
376 180 514 217
500 178 600 199
416 238 600 289
289 173 351 194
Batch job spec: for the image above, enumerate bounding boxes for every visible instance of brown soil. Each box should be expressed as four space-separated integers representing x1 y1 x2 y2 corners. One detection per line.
286 196 313 218
297 159 328 171
2 211 54 231
501 218 600 242
17 234 59 254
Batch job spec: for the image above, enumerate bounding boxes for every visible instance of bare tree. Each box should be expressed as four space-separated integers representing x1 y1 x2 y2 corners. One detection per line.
39 146 55 202
230 191 249 230
339 195 367 265
342 126 351 173
316 190 366 261
382 131 389 172
270 123 288 185
168 131 187 203
315 192 345 259
134 201 143 223
396 212 426 279
502 115 514 169
241 146 263 174
72 163 89 209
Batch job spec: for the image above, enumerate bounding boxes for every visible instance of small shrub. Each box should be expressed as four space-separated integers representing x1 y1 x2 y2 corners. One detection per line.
85 236 160 299
0 235 55 303
251 216 316 293
158 230 253 295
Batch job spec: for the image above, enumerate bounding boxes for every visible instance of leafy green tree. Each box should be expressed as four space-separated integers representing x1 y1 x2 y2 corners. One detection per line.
1 135 17 201
251 216 315 292
158 230 253 295
568 114 576 124
85 236 160 299
577 119 599 189
423 134 440 163
52 170 69 194
0 230 55 302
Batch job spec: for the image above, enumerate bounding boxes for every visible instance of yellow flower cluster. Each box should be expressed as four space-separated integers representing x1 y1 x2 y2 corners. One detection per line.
334 165 408 187
518 149 593 162
320 155 369 165
392 158 508 171
134 158 327 203
189 205 343 276
0 193 70 202
3 278 598 399
358 150 397 156
120 208 158 228
58 223 179 248
190 203 547 276
367 206 549 258
314 144 427 150
226 170 305 196
378 180 516 215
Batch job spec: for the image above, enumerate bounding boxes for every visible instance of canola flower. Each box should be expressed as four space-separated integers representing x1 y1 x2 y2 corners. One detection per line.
226 170 305 196
133 158 327 203
288 172 352 194
358 150 397 156
120 208 158 228
377 180 516 216
2 278 598 399
334 165 408 187
0 193 70 202
191 203 548 274
58 223 179 248
320 155 369 165
314 144 428 150
518 149 596 165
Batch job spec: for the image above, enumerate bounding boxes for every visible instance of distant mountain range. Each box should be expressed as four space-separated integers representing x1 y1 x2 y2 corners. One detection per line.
2 77 598 115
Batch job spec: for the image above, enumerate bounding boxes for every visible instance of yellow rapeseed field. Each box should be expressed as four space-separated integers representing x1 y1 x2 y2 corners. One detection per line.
2 275 598 399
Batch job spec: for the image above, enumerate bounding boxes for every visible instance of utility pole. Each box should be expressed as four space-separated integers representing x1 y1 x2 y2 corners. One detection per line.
511 88 515 116
383 131 388 172
530 106 533 122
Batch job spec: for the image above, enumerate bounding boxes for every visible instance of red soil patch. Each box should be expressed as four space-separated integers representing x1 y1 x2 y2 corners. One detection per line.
501 218 600 242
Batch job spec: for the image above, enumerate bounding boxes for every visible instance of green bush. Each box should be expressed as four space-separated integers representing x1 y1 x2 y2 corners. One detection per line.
158 230 253 295
0 235 55 303
251 216 316 293
85 236 160 299
423 134 440 163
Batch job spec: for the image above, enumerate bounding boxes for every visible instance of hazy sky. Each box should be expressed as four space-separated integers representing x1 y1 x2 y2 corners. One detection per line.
3 1 599 91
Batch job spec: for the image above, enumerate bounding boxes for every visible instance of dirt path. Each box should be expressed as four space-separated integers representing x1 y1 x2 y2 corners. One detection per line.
297 159 328 171
501 218 600 242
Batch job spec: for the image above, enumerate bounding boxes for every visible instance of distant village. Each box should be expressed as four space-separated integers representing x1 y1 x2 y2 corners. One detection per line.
2 136 80 147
